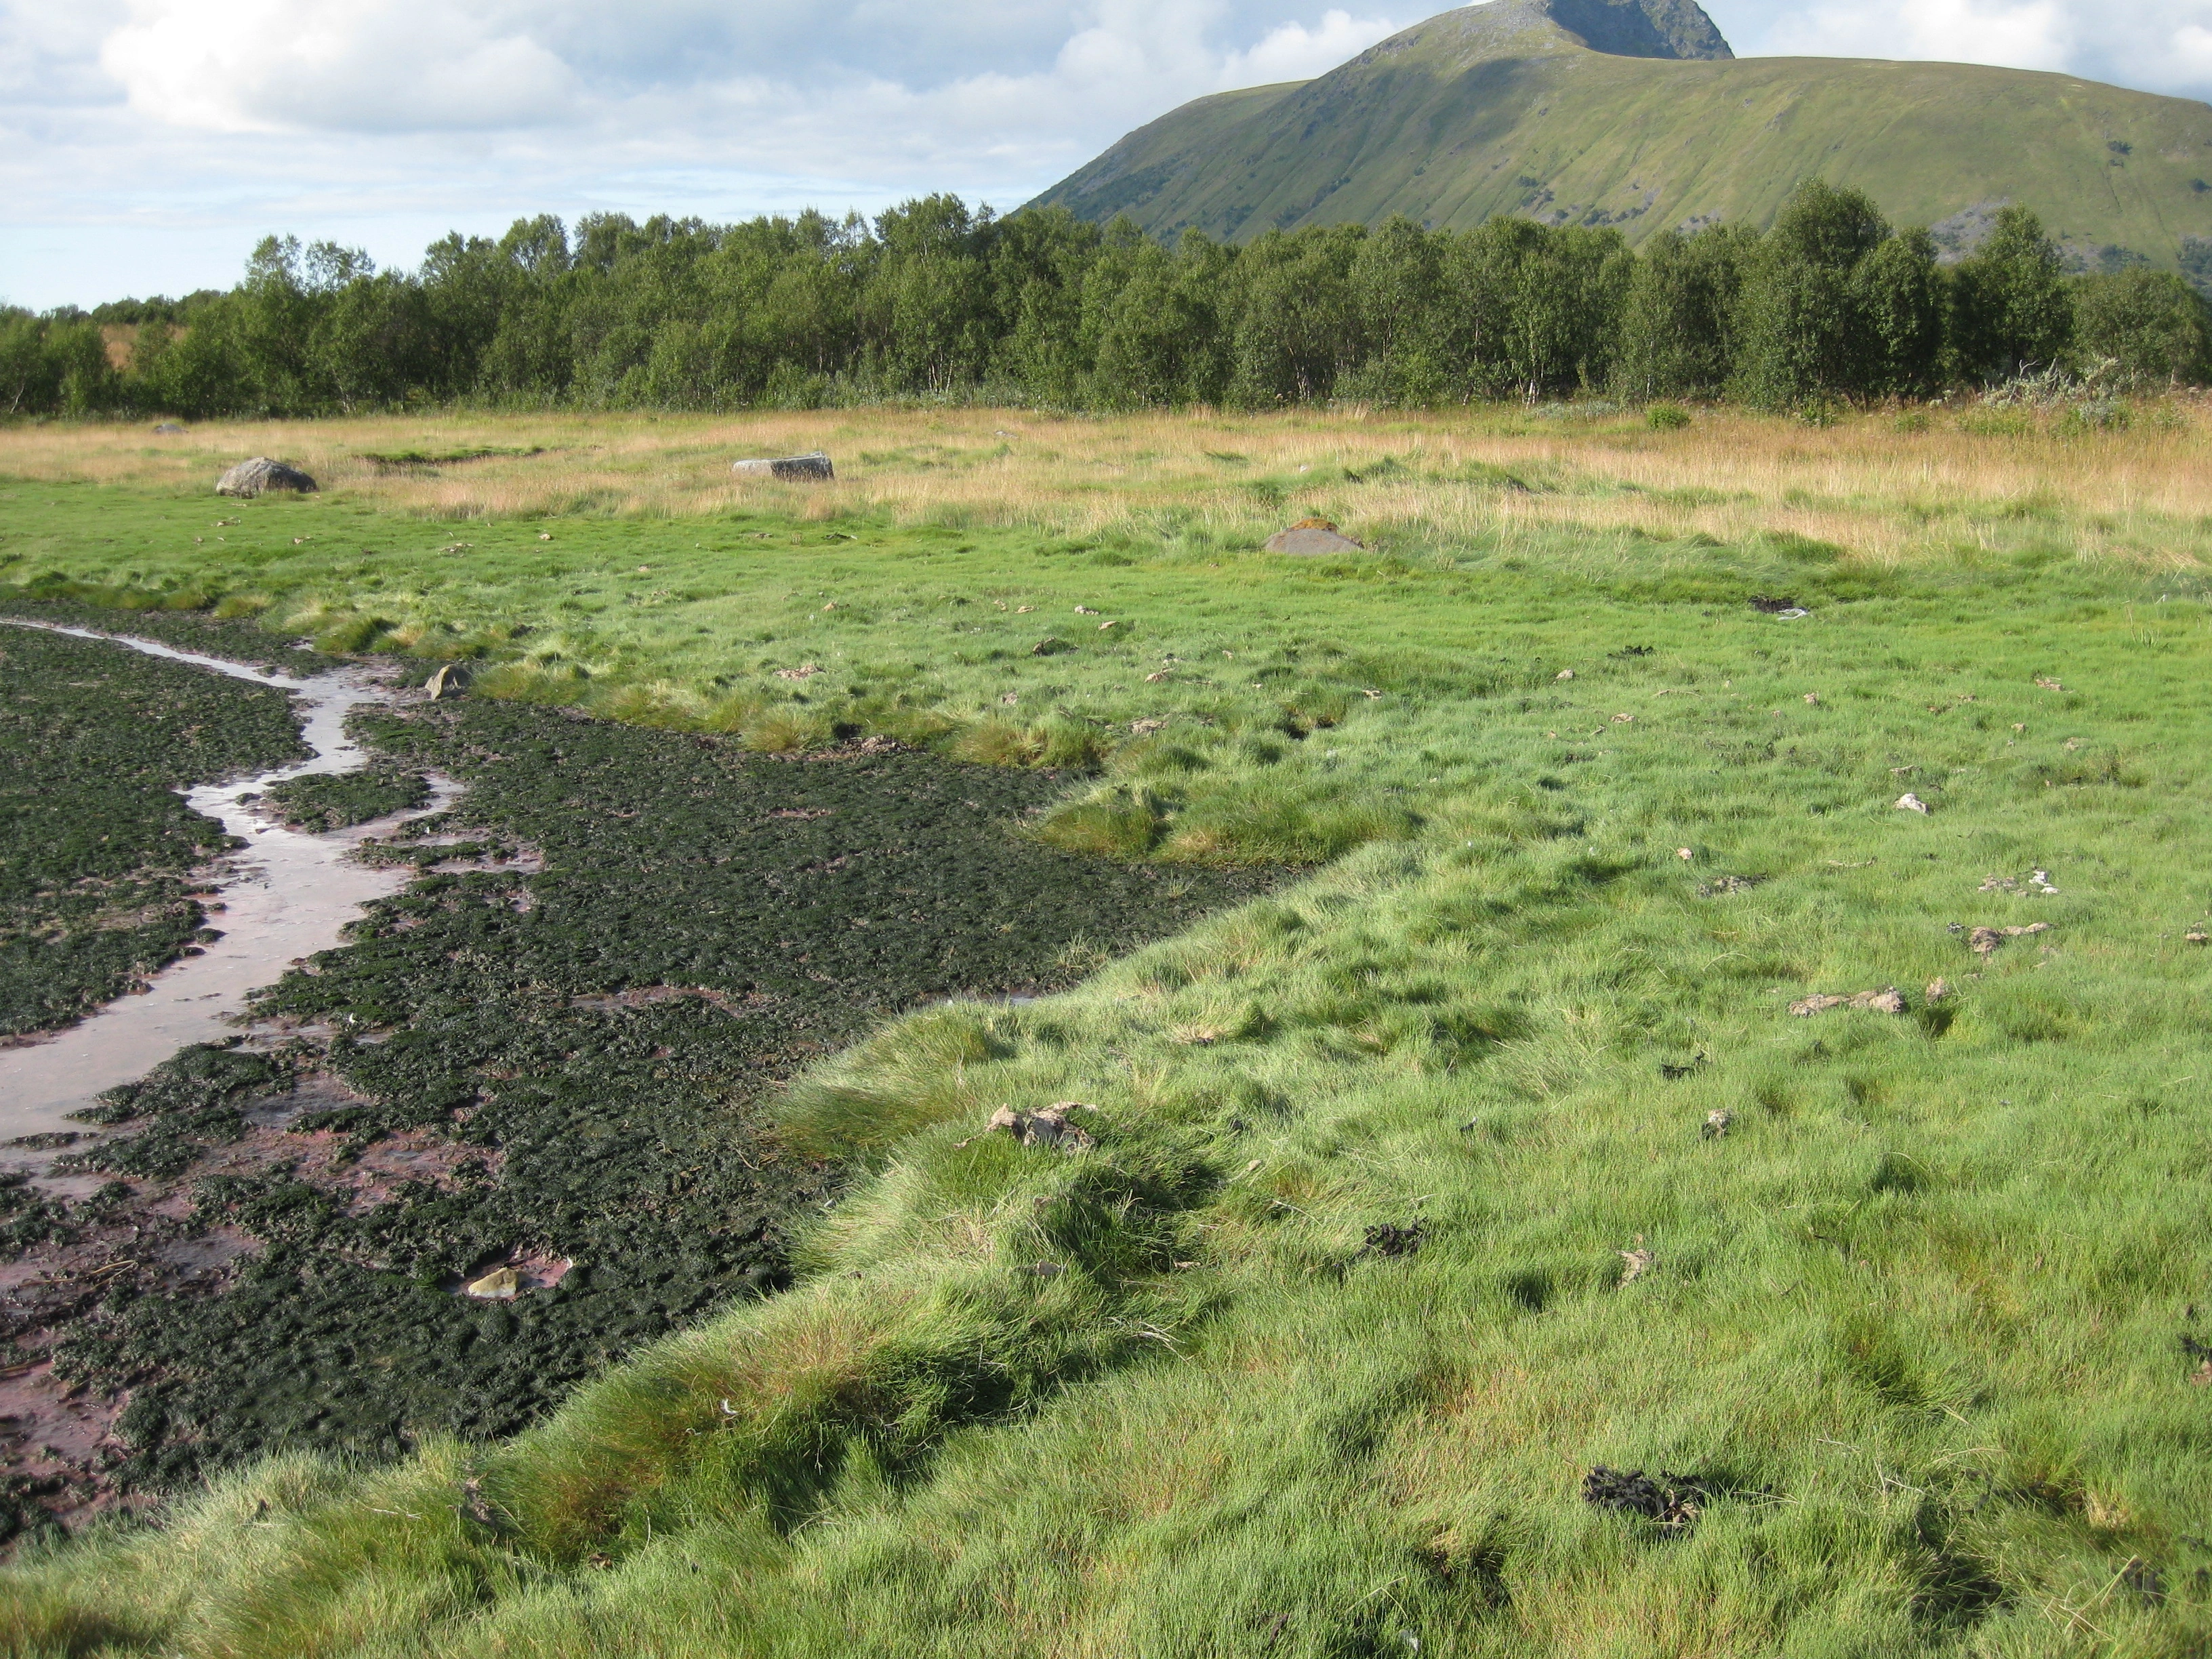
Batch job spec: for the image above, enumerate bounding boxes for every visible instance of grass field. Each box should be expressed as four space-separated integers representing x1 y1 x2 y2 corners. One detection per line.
5 401 2212 1655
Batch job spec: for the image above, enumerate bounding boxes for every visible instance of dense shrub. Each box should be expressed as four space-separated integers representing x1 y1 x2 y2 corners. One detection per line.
2074 268 2212 384
1950 205 2076 381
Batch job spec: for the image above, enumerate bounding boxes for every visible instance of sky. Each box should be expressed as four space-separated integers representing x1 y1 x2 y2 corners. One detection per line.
4 0 2211 309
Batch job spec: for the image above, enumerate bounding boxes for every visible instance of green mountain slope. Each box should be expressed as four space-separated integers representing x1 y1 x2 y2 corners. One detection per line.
1033 0 2212 270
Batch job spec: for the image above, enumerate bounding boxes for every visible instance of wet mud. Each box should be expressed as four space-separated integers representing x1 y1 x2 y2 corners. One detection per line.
0 626 1275 1540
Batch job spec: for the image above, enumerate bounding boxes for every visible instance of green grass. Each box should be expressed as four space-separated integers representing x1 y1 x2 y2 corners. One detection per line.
1036 7 2212 270
5 418 2212 1652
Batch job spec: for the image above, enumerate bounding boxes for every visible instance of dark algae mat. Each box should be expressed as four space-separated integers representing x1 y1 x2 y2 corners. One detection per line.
0 622 308 1040
5 639 1271 1529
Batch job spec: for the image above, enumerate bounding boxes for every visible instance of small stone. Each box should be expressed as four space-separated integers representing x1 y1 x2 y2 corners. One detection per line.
1618 1238 1654 1285
1925 977 1952 1003
464 1266 518 1300
1700 1109 1732 1139
1969 922 2051 957
1803 692 1820 705
1676 847 1693 861
1557 668 1575 680
1896 793 1932 814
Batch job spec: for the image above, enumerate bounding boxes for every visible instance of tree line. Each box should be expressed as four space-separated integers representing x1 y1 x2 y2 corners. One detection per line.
5 180 2208 420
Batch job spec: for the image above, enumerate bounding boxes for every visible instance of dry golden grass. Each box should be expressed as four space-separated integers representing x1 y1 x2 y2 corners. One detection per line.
7 399 2211 569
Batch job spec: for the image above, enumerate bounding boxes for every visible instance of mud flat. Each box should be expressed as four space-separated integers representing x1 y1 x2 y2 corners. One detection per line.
0 618 1274 1539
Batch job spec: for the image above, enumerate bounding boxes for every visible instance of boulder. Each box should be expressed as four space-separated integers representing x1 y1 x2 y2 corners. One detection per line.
1265 517 1364 554
216 457 317 497
731 451 834 482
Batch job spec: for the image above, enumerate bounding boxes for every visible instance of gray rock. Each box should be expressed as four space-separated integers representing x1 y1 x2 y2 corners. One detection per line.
731 451 834 482
151 422 186 434
215 457 317 497
1264 520 1364 554
426 662 472 701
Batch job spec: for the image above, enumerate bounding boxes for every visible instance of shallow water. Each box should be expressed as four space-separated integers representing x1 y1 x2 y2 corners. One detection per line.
0 624 455 1172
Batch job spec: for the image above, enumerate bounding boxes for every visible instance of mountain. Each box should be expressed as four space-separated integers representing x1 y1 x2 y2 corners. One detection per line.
1031 0 2212 272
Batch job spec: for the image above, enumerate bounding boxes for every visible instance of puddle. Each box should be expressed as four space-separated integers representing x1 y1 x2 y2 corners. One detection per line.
0 623 459 1174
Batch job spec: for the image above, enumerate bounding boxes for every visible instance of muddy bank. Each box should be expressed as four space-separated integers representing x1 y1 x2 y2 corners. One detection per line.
3 649 1276 1539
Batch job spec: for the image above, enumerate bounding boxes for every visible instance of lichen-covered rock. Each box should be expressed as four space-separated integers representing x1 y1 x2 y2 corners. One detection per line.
731 451 834 481
215 457 316 497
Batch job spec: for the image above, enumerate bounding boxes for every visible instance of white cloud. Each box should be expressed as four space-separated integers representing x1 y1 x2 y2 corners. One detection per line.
1222 8 1405 84
2167 22 2212 79
1757 0 2073 70
100 0 581 132
1708 0 2212 100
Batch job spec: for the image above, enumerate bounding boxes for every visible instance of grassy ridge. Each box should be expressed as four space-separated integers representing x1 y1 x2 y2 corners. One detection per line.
1037 12 2212 270
4 407 2212 1651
